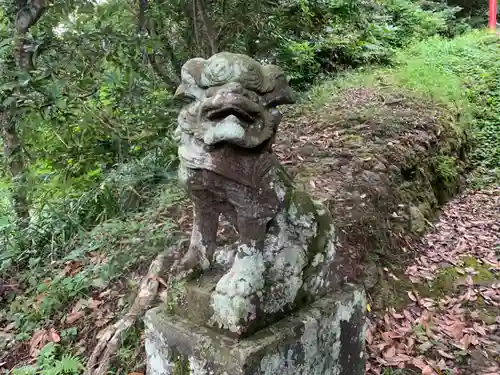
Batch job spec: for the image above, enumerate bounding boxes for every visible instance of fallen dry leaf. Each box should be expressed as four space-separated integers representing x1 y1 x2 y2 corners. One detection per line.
437 349 455 359
48 328 61 343
88 298 104 310
66 311 85 325
421 365 436 375
2 322 16 332
29 329 49 357
366 188 500 375
383 345 396 359
407 291 417 302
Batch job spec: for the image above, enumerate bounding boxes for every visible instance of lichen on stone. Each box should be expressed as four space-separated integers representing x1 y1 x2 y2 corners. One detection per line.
257 287 366 375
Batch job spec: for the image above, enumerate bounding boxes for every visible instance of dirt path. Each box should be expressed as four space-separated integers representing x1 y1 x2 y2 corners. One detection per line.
366 188 500 375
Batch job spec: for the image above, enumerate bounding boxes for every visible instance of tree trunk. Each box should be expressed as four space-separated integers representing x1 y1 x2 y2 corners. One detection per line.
138 0 181 88
1 113 30 228
0 0 47 227
195 0 218 55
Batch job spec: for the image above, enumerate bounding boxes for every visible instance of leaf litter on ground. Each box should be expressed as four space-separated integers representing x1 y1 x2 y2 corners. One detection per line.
366 188 500 375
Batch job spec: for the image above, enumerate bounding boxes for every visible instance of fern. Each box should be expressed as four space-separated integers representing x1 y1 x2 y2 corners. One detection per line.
37 342 58 367
12 366 37 375
11 343 84 375
49 354 85 374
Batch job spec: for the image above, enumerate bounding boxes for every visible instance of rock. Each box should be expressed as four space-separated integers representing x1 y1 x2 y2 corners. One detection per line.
145 284 366 375
409 206 427 234
363 261 379 290
373 162 387 172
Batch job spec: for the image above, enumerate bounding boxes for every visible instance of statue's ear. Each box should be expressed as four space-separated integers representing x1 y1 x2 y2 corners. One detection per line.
262 76 296 108
173 84 196 104
174 84 186 99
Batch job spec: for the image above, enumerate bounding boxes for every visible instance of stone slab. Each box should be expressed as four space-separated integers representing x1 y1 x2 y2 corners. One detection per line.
169 271 220 328
145 284 366 375
168 270 306 338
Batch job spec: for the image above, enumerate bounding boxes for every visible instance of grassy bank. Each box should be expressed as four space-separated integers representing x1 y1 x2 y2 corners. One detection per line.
309 30 499 186
299 30 499 375
394 31 499 185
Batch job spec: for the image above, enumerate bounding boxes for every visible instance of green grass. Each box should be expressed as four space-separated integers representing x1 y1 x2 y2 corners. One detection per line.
0 180 186 373
393 30 500 186
307 30 500 186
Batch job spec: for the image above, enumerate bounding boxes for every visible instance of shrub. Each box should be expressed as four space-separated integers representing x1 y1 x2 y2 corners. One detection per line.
270 0 463 87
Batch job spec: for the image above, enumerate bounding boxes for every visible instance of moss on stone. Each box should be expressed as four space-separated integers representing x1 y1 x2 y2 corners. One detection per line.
429 256 495 296
433 154 459 184
369 255 497 313
409 206 427 234
428 267 461 297
166 280 187 314
370 267 415 311
476 307 498 325
461 256 495 282
284 185 334 263
309 204 334 261
342 134 363 146
287 190 317 218
173 355 190 375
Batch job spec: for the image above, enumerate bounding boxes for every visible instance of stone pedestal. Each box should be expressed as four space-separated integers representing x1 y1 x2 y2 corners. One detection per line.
144 284 366 375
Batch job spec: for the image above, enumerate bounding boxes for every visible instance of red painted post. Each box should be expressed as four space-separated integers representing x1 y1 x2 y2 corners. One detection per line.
489 0 497 30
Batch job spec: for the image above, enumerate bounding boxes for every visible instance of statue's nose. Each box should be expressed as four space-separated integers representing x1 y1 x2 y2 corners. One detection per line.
205 82 244 98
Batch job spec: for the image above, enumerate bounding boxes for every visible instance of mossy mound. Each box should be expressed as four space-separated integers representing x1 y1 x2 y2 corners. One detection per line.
276 82 469 281
369 255 498 324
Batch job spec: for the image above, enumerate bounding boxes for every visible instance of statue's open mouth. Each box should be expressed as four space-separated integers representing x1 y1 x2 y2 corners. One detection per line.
203 93 263 125
207 106 256 123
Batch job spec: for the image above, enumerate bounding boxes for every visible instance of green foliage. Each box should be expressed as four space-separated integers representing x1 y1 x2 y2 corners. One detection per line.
267 0 464 87
0 0 468 255
433 155 459 183
392 31 500 186
2 183 183 337
0 0 493 371
12 343 84 375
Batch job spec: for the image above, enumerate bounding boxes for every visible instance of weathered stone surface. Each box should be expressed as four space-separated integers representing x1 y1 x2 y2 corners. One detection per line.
171 52 356 337
275 86 468 279
145 284 366 375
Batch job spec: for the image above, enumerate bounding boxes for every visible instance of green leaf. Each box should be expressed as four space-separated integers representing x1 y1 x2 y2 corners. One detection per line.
55 99 67 109
2 96 15 107
0 81 18 91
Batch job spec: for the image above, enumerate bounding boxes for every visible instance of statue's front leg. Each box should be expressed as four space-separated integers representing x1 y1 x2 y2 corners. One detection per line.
181 190 220 271
210 177 279 334
236 216 268 253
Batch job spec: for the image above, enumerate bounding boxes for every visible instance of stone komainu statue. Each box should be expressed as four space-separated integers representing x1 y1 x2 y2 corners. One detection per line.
173 52 349 337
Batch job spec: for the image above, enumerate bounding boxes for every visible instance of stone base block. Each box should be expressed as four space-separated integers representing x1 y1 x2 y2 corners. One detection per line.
144 284 366 375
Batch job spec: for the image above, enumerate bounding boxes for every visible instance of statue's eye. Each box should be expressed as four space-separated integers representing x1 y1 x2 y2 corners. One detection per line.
182 94 196 103
266 99 279 108
174 84 198 104
176 92 196 104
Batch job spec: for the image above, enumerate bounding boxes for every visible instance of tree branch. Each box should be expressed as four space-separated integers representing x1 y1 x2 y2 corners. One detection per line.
1 0 47 228
195 0 218 55
15 0 47 71
137 0 180 88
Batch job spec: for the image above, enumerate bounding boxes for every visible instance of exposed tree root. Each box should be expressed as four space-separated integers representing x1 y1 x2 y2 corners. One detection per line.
85 249 175 375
